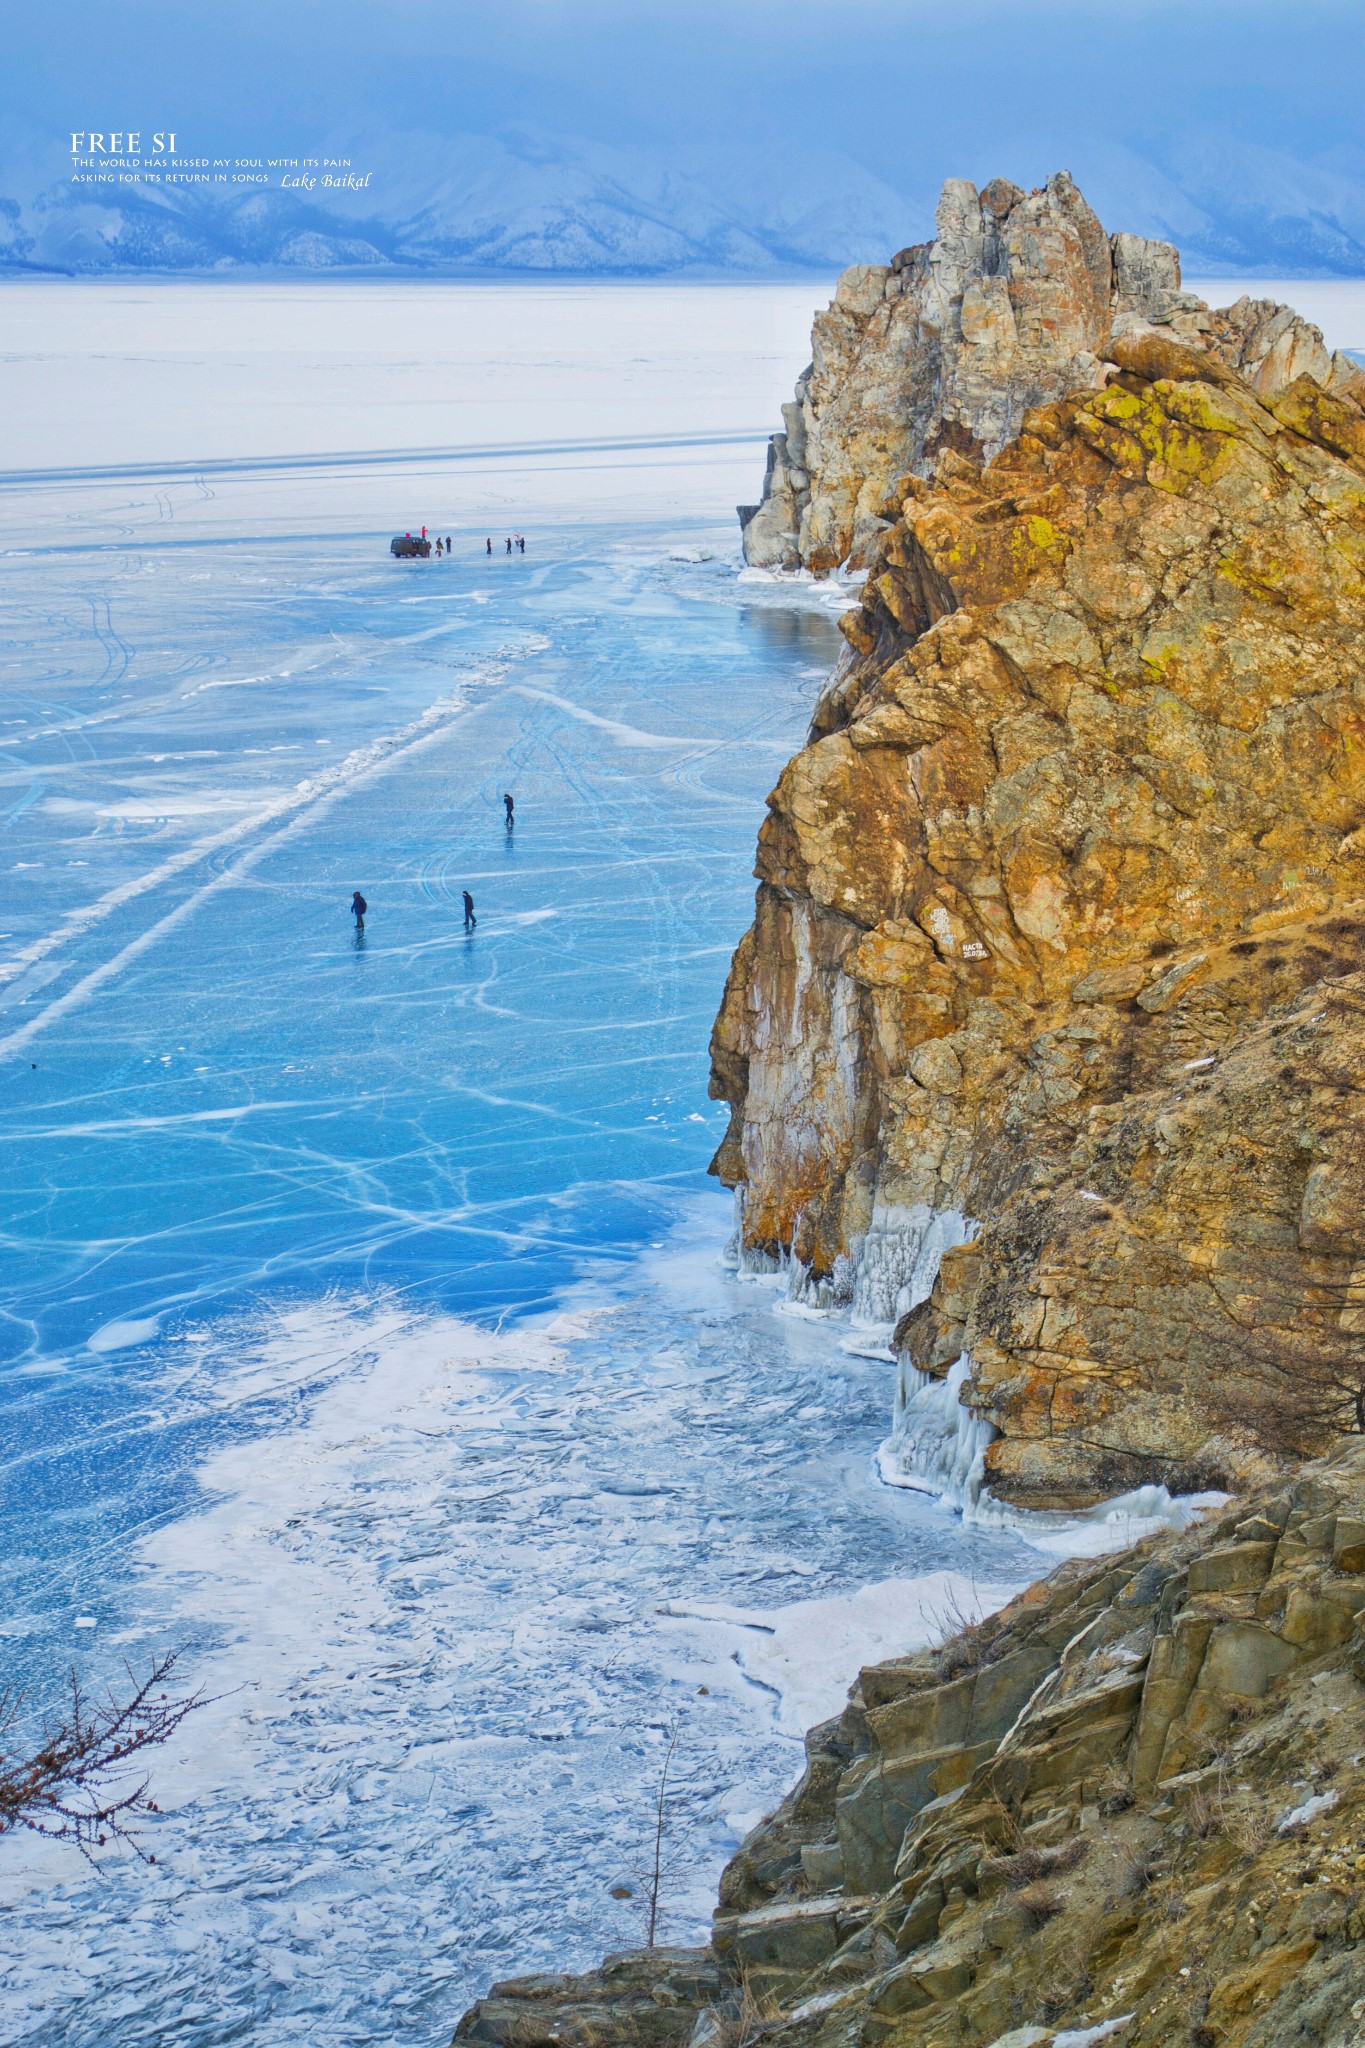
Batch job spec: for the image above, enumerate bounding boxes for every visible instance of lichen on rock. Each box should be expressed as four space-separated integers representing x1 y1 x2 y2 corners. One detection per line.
715 319 1365 1509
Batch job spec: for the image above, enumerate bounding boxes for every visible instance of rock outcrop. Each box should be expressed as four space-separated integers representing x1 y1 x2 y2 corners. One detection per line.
449 185 1365 2048
739 172 1365 575
713 326 1365 1508
456 1441 1365 2048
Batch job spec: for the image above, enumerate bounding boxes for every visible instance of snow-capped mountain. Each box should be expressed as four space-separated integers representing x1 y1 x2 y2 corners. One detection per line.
0 129 924 277
2 125 1364 278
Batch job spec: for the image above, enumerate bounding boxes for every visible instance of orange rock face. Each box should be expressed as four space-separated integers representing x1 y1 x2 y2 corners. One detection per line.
712 333 1365 1506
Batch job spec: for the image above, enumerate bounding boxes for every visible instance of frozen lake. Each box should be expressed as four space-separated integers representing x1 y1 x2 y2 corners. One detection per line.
0 280 1045 2047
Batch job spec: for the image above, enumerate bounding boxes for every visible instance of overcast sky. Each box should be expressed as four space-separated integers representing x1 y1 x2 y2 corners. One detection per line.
9 0 1360 191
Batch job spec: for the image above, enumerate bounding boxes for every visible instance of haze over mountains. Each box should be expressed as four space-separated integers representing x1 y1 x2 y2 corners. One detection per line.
6 0 1365 281
5 127 1365 278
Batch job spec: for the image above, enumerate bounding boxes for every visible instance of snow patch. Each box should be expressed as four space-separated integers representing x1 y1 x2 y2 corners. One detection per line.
1051 2020 1135 2048
1277 1787 1339 1833
667 1569 1028 1736
88 1316 161 1353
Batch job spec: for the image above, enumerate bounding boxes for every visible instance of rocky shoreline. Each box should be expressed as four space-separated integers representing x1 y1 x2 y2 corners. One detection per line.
458 1441 1365 2047
738 171 1362 577
452 176 1365 2044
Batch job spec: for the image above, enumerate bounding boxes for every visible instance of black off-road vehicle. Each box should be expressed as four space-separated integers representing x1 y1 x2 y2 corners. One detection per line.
390 534 432 558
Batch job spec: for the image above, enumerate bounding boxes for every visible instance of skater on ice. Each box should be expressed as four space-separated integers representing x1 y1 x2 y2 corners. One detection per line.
503 792 514 827
351 890 367 929
463 890 477 931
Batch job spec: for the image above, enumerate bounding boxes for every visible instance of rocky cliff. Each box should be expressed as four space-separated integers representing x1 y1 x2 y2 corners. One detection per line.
456 1440 1365 2047
739 173 1364 575
714 320 1365 1511
449 180 1365 2048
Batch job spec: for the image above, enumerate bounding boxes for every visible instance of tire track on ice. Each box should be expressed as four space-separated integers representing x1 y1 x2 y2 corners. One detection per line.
86 594 131 688
0 654 528 1061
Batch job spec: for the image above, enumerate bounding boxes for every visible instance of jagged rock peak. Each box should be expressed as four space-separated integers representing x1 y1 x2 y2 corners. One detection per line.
738 169 1363 575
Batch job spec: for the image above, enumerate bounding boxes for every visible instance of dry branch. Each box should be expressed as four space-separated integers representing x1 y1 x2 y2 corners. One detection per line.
0 1649 207 1861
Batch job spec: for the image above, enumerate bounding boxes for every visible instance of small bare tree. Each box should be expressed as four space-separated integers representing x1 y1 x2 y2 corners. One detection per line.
0 1650 206 1862
1074 1222 1365 1465
1204 1272 1365 1458
628 1719 681 1949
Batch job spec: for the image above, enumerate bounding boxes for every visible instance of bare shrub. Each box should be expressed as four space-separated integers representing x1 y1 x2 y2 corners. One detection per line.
1179 1770 1271 1857
925 1583 997 1680
628 1720 681 1949
1221 1796 1272 1858
1035 1972 1092 2025
1096 1762 1134 1817
982 1837 1088 1890
1200 1266 1365 1455
1015 1880 1064 1930
1093 1226 1365 1460
1107 1848 1160 1903
704 1982 781 2048
0 1651 206 1860
1185 1789 1223 1840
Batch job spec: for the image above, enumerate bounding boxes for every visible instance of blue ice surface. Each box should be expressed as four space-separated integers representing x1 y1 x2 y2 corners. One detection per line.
0 515 1038 2045
0 527 833 1653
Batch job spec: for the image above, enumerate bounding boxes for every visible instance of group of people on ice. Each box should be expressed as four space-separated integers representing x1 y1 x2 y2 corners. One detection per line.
394 528 531 559
350 795 514 939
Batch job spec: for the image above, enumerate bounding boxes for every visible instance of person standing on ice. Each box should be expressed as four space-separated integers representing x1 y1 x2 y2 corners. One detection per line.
505 537 513 554
503 792 514 828
446 536 452 554
518 535 526 553
463 890 477 931
351 890 367 930
435 539 443 557
486 537 492 555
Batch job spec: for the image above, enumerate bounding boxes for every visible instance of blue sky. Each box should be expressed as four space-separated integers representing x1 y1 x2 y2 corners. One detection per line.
9 0 1358 180
5 1 1364 274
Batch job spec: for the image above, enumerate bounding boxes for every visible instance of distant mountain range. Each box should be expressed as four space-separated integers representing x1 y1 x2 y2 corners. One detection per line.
3 127 1365 278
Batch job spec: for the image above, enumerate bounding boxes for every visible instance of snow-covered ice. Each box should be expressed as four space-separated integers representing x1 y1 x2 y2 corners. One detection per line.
665 1568 1029 1737
0 277 830 522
